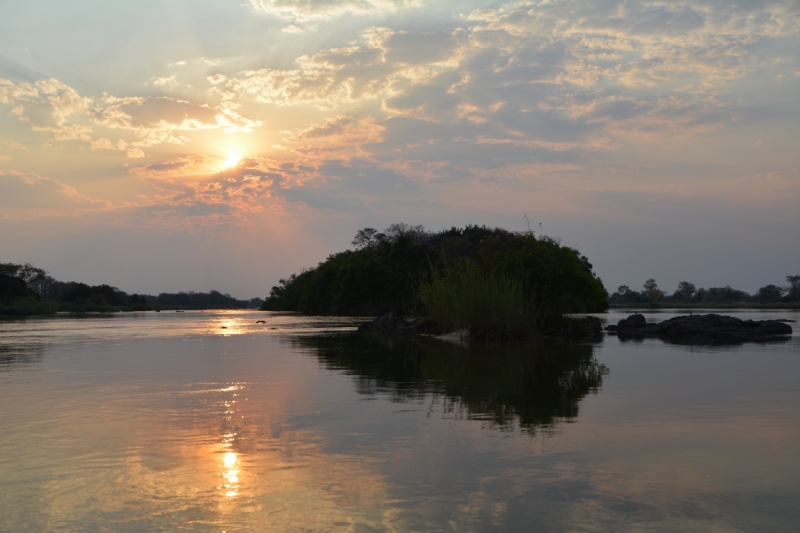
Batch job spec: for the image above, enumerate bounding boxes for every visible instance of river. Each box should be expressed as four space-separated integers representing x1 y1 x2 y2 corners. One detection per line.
1 309 798 532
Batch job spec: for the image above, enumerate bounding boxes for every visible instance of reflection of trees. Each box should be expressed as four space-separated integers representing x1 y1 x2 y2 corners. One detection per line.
0 343 44 370
292 335 608 434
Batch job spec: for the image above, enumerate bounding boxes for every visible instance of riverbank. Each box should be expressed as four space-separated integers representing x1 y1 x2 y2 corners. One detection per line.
609 302 800 310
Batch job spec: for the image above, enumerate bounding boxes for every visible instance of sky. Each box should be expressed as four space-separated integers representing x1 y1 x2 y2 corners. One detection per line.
1 0 798 299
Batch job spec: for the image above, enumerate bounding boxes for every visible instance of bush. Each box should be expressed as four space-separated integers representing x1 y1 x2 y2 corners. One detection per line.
419 262 543 340
418 234 607 340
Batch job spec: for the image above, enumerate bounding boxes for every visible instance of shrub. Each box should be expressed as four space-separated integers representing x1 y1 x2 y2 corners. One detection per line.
419 261 544 340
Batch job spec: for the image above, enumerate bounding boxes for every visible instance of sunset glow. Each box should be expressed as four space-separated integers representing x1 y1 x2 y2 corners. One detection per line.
222 153 242 169
0 1 797 297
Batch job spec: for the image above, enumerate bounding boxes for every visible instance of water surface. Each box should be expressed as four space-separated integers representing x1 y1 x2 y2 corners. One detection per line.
1 309 798 532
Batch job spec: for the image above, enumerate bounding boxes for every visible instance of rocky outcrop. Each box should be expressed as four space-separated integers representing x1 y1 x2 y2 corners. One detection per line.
357 312 415 336
606 313 792 342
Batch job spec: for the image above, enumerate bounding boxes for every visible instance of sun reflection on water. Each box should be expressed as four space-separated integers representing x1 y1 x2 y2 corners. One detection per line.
215 317 246 336
222 451 239 497
217 383 244 498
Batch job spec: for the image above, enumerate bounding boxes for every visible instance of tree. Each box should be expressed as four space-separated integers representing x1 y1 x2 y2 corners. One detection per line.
643 279 664 301
674 281 696 302
384 223 429 243
757 284 784 303
0 262 46 286
785 275 800 302
0 273 28 302
351 228 388 250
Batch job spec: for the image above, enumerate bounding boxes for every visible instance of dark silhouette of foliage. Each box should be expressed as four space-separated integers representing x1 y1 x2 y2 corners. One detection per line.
673 281 697 302
153 290 256 310
694 285 751 303
1 261 262 314
262 224 609 324
643 279 665 301
785 275 800 302
0 273 29 303
0 264 57 315
610 276 800 307
757 284 785 303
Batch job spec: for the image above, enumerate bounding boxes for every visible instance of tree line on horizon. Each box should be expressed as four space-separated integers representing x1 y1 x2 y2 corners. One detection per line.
0 262 263 315
609 276 800 306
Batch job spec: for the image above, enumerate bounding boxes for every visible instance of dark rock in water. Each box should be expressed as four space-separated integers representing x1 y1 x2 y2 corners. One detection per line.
358 312 415 336
573 316 602 336
606 313 792 342
616 313 647 332
256 320 266 324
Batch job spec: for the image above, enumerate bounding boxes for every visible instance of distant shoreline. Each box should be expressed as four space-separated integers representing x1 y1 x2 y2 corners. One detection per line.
609 302 800 310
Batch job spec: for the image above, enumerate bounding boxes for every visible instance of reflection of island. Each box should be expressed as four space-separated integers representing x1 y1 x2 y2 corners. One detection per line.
0 343 44 370
292 335 608 434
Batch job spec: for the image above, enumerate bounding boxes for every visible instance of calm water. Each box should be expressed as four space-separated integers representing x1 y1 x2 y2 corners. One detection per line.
1 309 798 532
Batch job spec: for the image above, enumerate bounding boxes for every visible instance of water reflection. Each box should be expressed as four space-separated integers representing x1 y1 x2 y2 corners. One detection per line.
214 383 245 499
222 451 239 497
615 331 793 347
293 335 609 434
0 343 44 370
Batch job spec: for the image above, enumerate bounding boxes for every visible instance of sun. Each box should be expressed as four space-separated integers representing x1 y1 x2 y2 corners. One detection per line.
222 152 242 168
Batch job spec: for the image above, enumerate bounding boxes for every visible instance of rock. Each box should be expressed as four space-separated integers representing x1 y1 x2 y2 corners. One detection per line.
256 320 266 324
573 316 602 336
616 313 647 332
358 312 415 337
607 313 792 342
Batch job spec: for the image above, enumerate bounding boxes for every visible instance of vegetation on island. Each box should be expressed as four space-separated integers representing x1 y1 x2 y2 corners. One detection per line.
0 262 263 315
262 223 609 340
609 276 800 309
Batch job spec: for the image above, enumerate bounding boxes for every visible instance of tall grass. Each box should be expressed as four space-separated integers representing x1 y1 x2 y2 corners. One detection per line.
418 262 547 340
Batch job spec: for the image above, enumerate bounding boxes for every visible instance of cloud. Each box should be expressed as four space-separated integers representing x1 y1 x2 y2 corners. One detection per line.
247 0 419 24
153 75 177 87
227 26 461 108
0 138 27 151
90 138 129 151
90 138 115 150
0 79 262 148
128 155 295 222
1 78 93 141
222 0 797 182
124 151 422 224
95 95 261 143
0 171 111 218
289 115 385 160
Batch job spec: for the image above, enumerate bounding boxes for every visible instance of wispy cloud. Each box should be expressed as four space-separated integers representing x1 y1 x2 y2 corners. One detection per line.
0 170 111 219
248 0 420 24
0 79 262 150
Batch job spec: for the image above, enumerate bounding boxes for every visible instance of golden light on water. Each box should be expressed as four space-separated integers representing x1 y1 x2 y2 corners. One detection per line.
223 452 237 467
215 317 244 335
221 449 239 498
